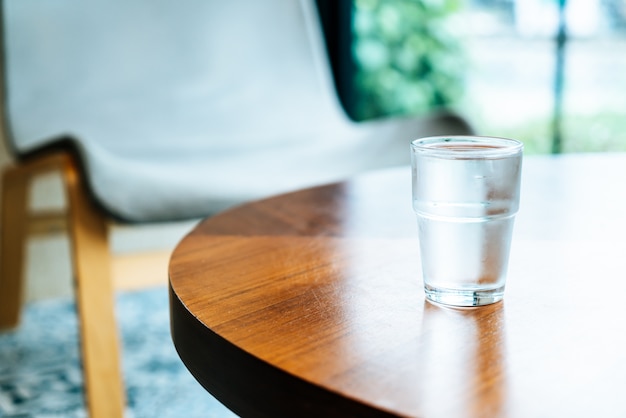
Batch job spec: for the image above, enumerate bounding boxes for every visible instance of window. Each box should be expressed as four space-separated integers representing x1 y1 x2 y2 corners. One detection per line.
318 0 626 154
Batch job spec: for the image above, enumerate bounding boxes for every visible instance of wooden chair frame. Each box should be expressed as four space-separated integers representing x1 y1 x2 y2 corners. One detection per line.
0 151 125 418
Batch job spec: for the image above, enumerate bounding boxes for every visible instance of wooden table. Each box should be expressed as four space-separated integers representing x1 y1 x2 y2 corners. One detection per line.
169 153 626 418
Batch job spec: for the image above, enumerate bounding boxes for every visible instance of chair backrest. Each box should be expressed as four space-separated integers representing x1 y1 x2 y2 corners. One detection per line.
2 0 472 222
2 0 349 158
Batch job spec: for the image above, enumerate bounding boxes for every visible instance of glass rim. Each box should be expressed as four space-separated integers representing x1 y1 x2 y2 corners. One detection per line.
411 135 523 158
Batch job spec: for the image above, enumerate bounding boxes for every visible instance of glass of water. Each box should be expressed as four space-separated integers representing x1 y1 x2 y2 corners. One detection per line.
411 135 523 307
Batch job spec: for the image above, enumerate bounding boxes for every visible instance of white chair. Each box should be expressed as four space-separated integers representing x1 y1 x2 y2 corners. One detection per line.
0 0 472 416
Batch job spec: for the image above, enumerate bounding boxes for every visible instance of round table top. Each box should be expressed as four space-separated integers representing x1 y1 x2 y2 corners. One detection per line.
169 153 626 418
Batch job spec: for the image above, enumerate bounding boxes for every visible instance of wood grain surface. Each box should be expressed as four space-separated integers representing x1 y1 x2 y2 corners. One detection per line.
169 153 626 418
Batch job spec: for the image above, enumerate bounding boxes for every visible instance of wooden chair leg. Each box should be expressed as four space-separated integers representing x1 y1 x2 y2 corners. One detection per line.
62 157 125 418
0 165 29 329
1 152 125 417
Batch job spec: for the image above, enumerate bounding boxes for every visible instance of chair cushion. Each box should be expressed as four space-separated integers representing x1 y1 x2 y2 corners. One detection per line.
82 112 471 222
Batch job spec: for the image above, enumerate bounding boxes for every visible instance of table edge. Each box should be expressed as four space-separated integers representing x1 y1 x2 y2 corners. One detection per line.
168 282 402 418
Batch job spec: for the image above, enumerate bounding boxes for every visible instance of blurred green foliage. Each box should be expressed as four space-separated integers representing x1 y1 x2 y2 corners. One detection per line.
352 0 465 121
475 113 626 155
562 113 626 153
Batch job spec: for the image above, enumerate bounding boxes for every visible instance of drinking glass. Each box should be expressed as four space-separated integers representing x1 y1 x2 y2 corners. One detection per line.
411 135 523 307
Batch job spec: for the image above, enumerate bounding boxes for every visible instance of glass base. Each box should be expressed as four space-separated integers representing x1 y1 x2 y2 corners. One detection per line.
424 284 504 307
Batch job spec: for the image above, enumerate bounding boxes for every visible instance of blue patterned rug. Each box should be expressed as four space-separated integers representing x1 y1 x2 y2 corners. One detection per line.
0 287 237 418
